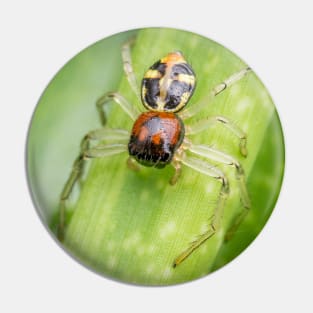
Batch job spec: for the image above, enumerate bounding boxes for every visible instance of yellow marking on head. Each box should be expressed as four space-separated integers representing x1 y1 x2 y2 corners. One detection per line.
155 99 165 111
141 85 148 106
161 51 186 64
176 73 196 85
159 77 172 102
144 69 162 79
177 92 191 109
142 85 147 97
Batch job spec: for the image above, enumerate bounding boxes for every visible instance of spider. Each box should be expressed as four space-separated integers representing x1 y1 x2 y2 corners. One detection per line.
57 38 251 268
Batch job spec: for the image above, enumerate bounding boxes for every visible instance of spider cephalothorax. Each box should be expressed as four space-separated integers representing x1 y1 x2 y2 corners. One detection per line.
141 51 196 112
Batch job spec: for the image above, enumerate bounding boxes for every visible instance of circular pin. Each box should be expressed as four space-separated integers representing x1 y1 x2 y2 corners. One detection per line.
26 27 285 286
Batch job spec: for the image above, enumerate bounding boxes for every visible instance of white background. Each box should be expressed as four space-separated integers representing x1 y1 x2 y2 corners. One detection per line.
1 1 312 312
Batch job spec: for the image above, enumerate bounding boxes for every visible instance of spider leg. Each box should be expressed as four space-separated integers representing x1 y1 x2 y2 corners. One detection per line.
96 92 140 125
85 128 129 142
179 67 251 120
173 154 229 267
187 142 251 241
96 37 141 125
76 128 129 187
121 36 141 101
84 143 127 158
186 115 248 157
169 158 182 185
126 156 141 171
57 128 128 241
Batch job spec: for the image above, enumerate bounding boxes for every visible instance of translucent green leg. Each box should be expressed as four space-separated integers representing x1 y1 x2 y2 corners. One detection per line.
96 92 140 125
57 128 128 241
126 156 141 171
169 158 182 185
180 67 251 120
121 36 141 100
58 155 84 241
173 155 229 267
188 143 250 208
186 115 248 157
187 143 251 242
96 37 141 126
224 206 249 242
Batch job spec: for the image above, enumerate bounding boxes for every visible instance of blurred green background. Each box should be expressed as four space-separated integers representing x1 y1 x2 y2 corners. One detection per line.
27 28 284 285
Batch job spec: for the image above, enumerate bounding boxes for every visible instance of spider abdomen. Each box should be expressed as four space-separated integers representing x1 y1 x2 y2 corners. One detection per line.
128 112 185 168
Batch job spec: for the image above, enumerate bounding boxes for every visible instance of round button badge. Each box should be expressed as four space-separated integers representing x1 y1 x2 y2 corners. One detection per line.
27 27 285 286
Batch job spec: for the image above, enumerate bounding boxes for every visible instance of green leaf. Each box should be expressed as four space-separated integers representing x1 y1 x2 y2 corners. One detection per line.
27 28 284 286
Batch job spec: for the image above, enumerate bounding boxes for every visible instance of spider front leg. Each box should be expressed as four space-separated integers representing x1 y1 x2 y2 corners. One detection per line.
121 36 141 100
96 92 140 125
186 115 248 157
172 153 230 267
57 128 129 241
96 38 141 126
180 66 251 120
